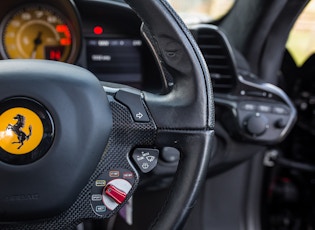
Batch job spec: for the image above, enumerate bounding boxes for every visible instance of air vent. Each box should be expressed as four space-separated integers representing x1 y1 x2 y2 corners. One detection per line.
194 26 237 93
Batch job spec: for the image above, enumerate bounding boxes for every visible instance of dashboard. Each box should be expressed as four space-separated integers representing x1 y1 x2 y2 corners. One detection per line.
0 0 298 150
0 0 162 91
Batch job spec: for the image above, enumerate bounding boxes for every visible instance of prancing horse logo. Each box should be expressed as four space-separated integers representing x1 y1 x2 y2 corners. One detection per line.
6 114 32 149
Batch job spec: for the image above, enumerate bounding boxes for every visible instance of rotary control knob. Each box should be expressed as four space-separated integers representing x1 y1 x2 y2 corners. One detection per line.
91 169 135 217
102 179 132 211
244 113 269 136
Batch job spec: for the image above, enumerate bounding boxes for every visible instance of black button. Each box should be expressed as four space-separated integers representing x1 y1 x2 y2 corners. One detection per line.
273 106 289 115
274 119 287 129
257 105 272 113
161 147 180 163
241 103 256 111
115 90 150 122
132 148 159 173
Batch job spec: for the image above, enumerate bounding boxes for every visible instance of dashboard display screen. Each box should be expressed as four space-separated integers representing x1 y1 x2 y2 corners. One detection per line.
87 38 143 85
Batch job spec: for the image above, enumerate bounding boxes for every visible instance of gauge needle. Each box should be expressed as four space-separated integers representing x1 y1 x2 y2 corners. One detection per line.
30 31 43 59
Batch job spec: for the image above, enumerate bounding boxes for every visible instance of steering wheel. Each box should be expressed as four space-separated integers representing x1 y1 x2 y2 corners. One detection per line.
0 0 214 229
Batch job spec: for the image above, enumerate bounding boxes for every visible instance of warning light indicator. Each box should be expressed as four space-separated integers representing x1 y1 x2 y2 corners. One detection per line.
93 26 103 35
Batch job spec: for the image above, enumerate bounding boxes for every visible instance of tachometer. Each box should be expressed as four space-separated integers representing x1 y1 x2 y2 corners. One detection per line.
0 5 77 63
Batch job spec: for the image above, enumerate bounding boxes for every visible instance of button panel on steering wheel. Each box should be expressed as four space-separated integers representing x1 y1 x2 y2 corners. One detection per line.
91 168 135 217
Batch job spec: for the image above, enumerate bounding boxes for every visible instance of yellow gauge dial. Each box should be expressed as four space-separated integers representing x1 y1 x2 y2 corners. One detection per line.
1 5 74 62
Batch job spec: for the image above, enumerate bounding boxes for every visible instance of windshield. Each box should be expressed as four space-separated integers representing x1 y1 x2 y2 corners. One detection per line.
286 0 315 66
168 0 235 24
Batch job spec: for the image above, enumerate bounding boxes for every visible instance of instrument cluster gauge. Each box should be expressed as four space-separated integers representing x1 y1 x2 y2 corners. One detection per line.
0 5 79 63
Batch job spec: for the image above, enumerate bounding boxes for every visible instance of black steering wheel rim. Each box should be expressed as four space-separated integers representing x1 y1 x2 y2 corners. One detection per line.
0 0 214 229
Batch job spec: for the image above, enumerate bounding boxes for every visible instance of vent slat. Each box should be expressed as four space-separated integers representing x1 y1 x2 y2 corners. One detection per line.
198 45 222 49
213 83 234 87
204 55 227 59
196 28 236 93
209 65 230 69
211 73 233 79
